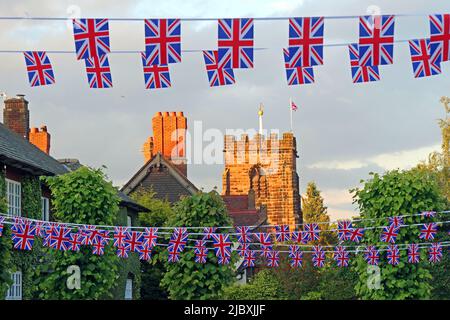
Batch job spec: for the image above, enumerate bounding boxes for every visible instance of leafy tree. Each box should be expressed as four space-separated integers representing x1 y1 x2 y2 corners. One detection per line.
37 167 121 299
223 269 285 300
302 181 337 246
315 265 357 300
130 188 174 300
159 191 236 300
351 169 447 299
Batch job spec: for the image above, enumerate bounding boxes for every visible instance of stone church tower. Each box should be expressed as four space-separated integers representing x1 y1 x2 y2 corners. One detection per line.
222 131 302 229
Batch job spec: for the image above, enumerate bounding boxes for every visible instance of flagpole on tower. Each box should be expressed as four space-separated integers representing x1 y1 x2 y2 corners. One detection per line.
258 103 264 135
289 97 293 132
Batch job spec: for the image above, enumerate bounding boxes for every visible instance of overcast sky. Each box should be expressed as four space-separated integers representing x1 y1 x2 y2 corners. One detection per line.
0 0 449 220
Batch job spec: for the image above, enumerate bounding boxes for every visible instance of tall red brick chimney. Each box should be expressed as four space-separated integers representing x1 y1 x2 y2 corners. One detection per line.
2 94 51 154
3 94 30 139
142 111 187 176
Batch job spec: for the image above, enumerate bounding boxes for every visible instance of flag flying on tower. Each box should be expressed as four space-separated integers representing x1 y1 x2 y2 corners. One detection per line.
358 15 395 66
291 99 298 111
283 48 315 85
218 18 254 69
23 51 56 87
429 14 450 62
72 18 110 60
409 39 442 78
288 17 325 67
144 19 182 65
348 44 381 83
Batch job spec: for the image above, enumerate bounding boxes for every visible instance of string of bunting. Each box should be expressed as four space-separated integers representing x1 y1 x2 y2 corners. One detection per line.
0 210 449 267
1 13 448 88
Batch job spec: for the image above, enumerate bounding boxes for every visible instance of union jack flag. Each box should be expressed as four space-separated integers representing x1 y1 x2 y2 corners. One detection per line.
288 17 325 67
333 246 349 267
194 240 208 264
141 52 171 89
218 255 231 265
143 227 158 248
348 228 364 243
387 245 400 266
358 15 395 66
113 226 129 248
292 231 308 244
80 227 109 246
23 51 55 87
11 224 36 251
0 217 4 237
243 250 256 267
388 216 404 228
409 39 442 78
419 223 438 241
45 226 72 251
238 242 250 257
144 19 181 65
72 18 110 60
138 243 153 261
124 231 144 252
235 226 251 243
429 243 442 263
84 55 113 88
283 48 315 85
348 44 380 83
422 211 437 218
275 225 291 242
211 233 232 260
33 221 45 237
68 232 84 252
267 251 280 268
168 228 188 263
364 245 380 266
337 220 353 241
312 245 326 268
41 222 59 244
289 245 303 268
380 225 400 243
117 245 130 259
429 14 450 62
408 244 420 264
202 227 217 240
203 50 235 87
304 223 320 242
254 233 273 257
92 240 108 256
217 18 254 69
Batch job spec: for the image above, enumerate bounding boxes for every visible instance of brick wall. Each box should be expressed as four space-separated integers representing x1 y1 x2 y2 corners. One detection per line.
3 95 29 139
222 132 301 229
29 126 51 154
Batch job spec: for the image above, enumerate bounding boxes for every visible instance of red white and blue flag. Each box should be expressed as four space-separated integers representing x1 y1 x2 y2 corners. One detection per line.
283 48 314 85
92 239 108 256
68 232 84 252
304 223 320 243
141 52 171 89
235 226 251 243
124 231 144 253
0 217 4 237
348 228 364 243
358 15 395 66
429 243 442 263
72 18 110 60
212 233 232 263
312 245 326 268
337 220 353 241
275 225 291 242
113 226 129 248
202 227 217 240
289 245 303 268
168 228 188 263
409 39 442 78
267 251 280 268
84 55 113 89
11 223 36 251
408 243 420 264
419 223 438 241
422 211 437 218
144 19 181 65
387 244 400 266
364 245 380 266
243 250 256 267
333 246 349 267
203 50 235 87
380 224 400 243
218 18 254 69
23 51 55 87
388 216 404 228
254 233 273 257
348 44 380 83
194 240 208 264
288 17 324 67
45 226 72 251
237 242 250 257
143 227 158 249
138 243 153 261
429 14 450 62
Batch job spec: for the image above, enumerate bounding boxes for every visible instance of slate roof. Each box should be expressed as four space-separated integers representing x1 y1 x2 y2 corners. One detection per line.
0 122 68 176
222 195 267 227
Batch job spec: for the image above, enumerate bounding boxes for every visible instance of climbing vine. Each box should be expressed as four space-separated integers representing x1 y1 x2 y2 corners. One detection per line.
0 168 12 298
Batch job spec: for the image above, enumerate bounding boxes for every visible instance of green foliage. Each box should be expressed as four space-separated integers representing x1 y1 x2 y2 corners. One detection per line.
37 166 120 299
0 168 12 298
316 265 357 300
223 269 285 300
351 169 447 300
21 176 42 219
159 191 236 300
302 181 337 246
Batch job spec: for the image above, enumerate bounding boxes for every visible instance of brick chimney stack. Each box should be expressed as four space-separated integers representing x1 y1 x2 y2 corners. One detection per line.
2 94 51 154
3 94 30 139
142 111 187 176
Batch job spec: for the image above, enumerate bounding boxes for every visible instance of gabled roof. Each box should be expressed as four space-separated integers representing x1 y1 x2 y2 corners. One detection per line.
0 122 68 176
121 152 198 199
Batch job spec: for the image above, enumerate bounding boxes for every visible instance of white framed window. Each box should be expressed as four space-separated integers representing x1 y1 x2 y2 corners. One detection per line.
5 271 22 300
6 179 21 216
125 278 133 300
41 197 50 221
127 215 132 227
